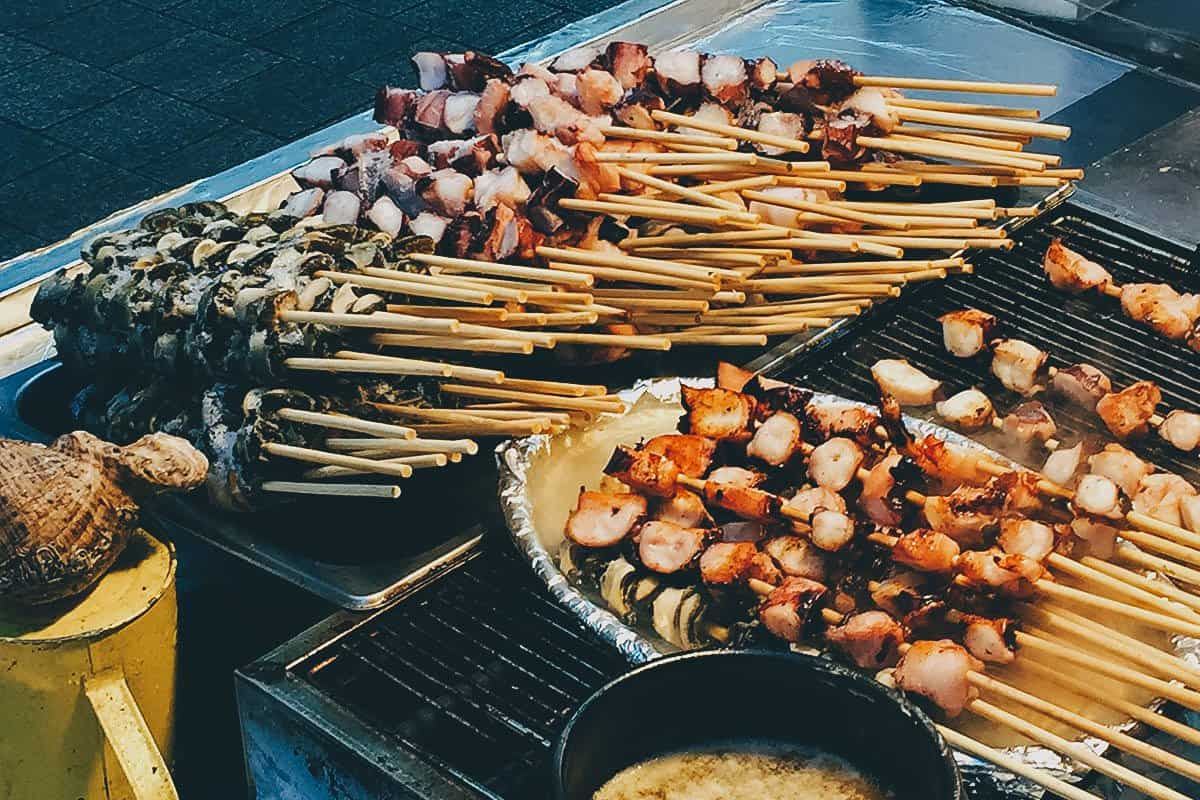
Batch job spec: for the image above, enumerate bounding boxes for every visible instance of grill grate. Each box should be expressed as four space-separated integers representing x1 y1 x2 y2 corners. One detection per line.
298 541 628 799
772 204 1200 484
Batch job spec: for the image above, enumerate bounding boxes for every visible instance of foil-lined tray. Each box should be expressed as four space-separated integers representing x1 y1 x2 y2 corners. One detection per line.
499 376 1192 797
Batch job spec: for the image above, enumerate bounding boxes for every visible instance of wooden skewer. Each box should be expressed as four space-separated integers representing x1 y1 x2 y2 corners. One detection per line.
371 334 534 354
889 106 1070 140
439 384 626 413
409 253 593 288
493 376 607 396
887 97 1042 118
280 309 459 334
807 170 923 187
368 402 552 435
388 269 529 303
1079 555 1200 614
558 197 731 226
859 168 999 187
692 176 779 195
853 75 1057 96
332 351 504 384
276 408 416 439
443 408 572 424
1117 543 1200 587
536 245 736 282
599 125 738 149
614 167 747 212
286 357 453 378
663 333 769 346
620 229 795 249
1044 553 1199 623
260 481 402 499
384 305 509 321
741 190 910 230
598 296 709 312
324 437 478 455
314 269 494 305
595 151 758 165
652 109 810 153
830 201 997 220
263 442 414 479
889 125 1027 151
857 136 1046 170
595 193 760 224
300 453 447 480
933 726 1099 800
546 261 717 291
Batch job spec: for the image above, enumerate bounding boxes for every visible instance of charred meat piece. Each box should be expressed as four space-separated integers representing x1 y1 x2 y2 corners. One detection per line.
841 86 899 133
787 59 860 105
745 56 777 94
1088 443 1150 496
870 359 942 406
708 465 765 488
746 411 803 466
417 169 473 217
1073 473 1125 519
643 434 717 478
810 509 856 552
680 385 755 442
1133 473 1196 528
447 51 512 93
938 309 997 358
922 484 1002 547
374 87 418 128
699 540 758 586
785 486 847 519
704 482 781 522
613 86 666 130
826 610 905 669
807 437 864 492
1159 410 1200 452
564 489 647 547
701 54 750 107
1120 283 1200 340
1051 364 1111 411
957 549 1045 597
636 520 712 574
870 572 929 617
935 389 994 431
758 576 828 643
859 452 908 528
1070 517 1119 559
474 78 511 135
654 50 703 100
605 444 678 497
1096 380 1161 439
804 403 881 446
997 518 1056 562
990 339 1047 396
1042 441 1086 489
654 489 712 528
763 535 828 581
960 614 1017 665
605 41 652 90
822 110 871 163
894 639 983 717
1000 401 1057 444
1043 239 1112 294
892 529 960 573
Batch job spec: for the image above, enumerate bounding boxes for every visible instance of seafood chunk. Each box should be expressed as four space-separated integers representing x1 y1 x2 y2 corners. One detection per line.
763 535 827 581
564 490 647 547
758 576 828 643
280 187 324 218
1051 363 1111 411
960 615 1017 665
408 211 449 244
292 155 345 190
701 54 749 106
935 389 994 431
807 437 864 492
871 573 929 617
747 186 829 228
1159 410 1200 452
446 51 511 93
364 196 405 237
1088 443 1150 496
680 385 755 442
413 89 451 134
1096 380 1161 439
892 529 960 573
708 466 764 488
1133 473 1197 528
643 434 717 478
612 86 665 129
1073 474 1124 519
550 45 603 73
605 41 652 89
746 412 803 466
787 59 860 105
1042 442 1085 489
871 359 942 406
754 111 807 155
654 489 711 528
1181 495 1200 534
637 521 710 574
1043 239 1112 293
501 129 571 175
577 68 624 115
809 509 855 552
957 549 1045 597
443 92 480 134
1121 283 1200 340
1000 401 1057 444
699 541 758 586
676 101 735 135
908 437 983 487
859 452 907 528
894 640 983 717
1070 517 1118 559
418 169 473 217
704 482 781 521
804 403 880 446
826 610 905 669
990 339 1047 396
654 50 702 99
842 85 899 133
412 51 449 90
745 56 777 93
321 190 361 225
785 486 847 519
604 445 678 497
373 86 418 128
922 485 1002 547
998 518 1056 562
938 308 997 358
473 166 530 212
474 78 510 135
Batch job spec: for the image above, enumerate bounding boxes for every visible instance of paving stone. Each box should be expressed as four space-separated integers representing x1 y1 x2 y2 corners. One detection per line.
110 30 283 102
135 123 284 187
126 0 190 9
346 34 464 88
199 60 372 140
0 120 70 186
253 5 421 75
0 33 50 75
0 0 103 33
23 1 191 68
0 222 41 262
340 0 422 15
46 87 227 167
0 53 134 128
413 0 563 52
165 0 331 42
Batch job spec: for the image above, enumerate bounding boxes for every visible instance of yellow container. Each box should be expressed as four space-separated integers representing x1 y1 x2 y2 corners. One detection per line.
0 530 180 800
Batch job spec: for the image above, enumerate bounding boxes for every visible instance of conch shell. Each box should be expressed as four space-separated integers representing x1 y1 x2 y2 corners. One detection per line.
0 431 207 605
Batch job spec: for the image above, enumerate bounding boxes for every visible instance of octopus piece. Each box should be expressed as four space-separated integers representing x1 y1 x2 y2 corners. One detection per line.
373 86 418 128
960 615 1017 665
642 434 717 478
841 85 899 133
785 486 847 520
1088 443 1151 496
699 541 758 586
551 71 580 106
758 576 828 643
701 54 749 107
280 187 324 218
501 129 571 175
935 389 994 431
807 437 864 492
746 412 803 466
1042 442 1085 489
907 436 982 487
1159 410 1200 452
804 403 881 446
957 549 1045 597
1120 283 1200 340
473 166 530 213
509 74 552 109
577 68 624 115
364 196 405 237
1073 473 1125 519
680 385 755 442
1051 364 1111 411
826 611 905 669
413 90 451 134
636 521 711 574
763 535 827 581
653 489 712 529
550 45 603 73
822 110 871 164
291 155 345 190
654 50 702 99
443 92 480 135
412 51 449 91
1095 380 1161 439
707 465 765 488
473 78 510 135
894 640 983 718
746 186 829 228
676 101 736 136
870 359 943 406
398 155 434 179
418 169 473 217
407 211 449 244
604 445 678 497
1181 495 1200 534
787 59 860 106
1000 401 1057 444
922 485 1002 547
809 509 856 552
997 518 1056 562
719 521 765 543
564 490 647 547
892 529 960 573
1043 238 1113 293
992 471 1044 516
746 380 812 419
612 86 665 130
322 190 361 225
1133 473 1197 528
745 56 778 93
753 111 809 155
870 572 929 617
938 308 997 358
527 94 604 145
605 41 652 90
704 482 781 522
1070 517 1119 559
990 339 1047 396
859 452 907 528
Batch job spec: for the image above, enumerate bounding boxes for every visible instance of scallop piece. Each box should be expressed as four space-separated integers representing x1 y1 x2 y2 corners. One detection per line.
990 339 1047 396
643 434 717 478
707 465 764 488
637 521 710 574
892 529 960 574
577 68 624 115
1051 363 1111 410
746 411 802 466
564 490 647 547
809 509 855 552
1073 474 1123 519
1042 442 1085 489
960 615 1016 665
654 50 702 99
826 610 904 669
1159 410 1200 452
938 309 997 357
701 54 749 107
894 640 983 718
785 486 846 520
1096 380 1161 439
870 359 942 406
1043 238 1112 293
1181 495 1200 534
806 437 864 491
1088 443 1150 497
322 191 361 225
680 385 755 442
997 518 1056 561
1133 473 1196 528
935 389 994 431
757 576 827 643
1000 401 1057 444
763 535 827 581
699 541 757 586
653 489 711 529
1120 283 1200 340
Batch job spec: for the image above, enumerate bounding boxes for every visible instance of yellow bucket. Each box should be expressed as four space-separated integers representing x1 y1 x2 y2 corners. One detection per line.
0 530 180 800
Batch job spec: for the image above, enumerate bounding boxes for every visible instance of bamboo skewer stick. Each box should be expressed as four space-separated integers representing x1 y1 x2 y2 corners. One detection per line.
332 351 504 384
889 126 1028 151
368 402 553 434
741 190 911 230
1079 555 1200 614
371 334 534 354
324 437 478 455
314 269 494 305
547 261 718 291
857 136 1047 170
887 97 1042 118
276 408 417 439
1118 544 1200 587
594 151 759 165
933 726 1100 800
260 481 403 499
599 124 738 149
1044 552 1199 623
595 193 761 223
652 109 811 153
263 442 415 479
692 176 779 195
301 453 447 480
286 357 453 378
409 253 594 287
853 75 1057 96
536 245 738 282
383 305 509 321
807 170 923 187
829 201 998 220
889 106 1071 140
439 384 626 413
614 167 747 212
280 310 459 334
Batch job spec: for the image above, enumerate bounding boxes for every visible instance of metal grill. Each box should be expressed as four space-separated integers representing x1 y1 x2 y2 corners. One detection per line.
297 541 628 799
770 204 1200 483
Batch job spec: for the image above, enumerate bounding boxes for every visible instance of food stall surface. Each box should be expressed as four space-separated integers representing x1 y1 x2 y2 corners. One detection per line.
0 0 1197 797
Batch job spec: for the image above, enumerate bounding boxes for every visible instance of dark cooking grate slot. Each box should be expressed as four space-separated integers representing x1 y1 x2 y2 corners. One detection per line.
298 543 627 799
772 204 1200 483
